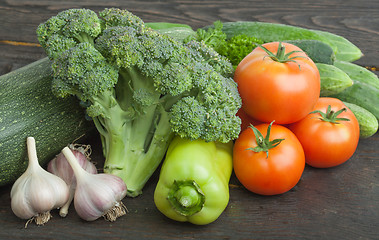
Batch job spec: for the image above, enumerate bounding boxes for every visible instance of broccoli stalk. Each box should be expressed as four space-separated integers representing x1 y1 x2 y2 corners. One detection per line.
37 8 241 197
94 68 175 197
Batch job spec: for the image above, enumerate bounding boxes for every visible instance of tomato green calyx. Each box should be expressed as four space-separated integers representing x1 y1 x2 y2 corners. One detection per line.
167 180 206 217
310 105 350 124
259 42 307 68
246 121 284 158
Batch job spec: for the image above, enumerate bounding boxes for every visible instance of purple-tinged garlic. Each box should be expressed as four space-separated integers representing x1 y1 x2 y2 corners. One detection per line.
10 137 69 227
47 144 97 217
61 147 127 222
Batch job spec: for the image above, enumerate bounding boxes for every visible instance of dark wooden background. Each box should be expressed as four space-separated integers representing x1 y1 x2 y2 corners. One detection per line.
0 0 378 239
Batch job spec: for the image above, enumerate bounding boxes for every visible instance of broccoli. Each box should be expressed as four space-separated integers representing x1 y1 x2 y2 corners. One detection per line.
36 8 102 58
37 8 241 197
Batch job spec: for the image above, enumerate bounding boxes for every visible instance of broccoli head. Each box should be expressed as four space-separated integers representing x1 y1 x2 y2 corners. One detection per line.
37 8 241 197
36 8 102 58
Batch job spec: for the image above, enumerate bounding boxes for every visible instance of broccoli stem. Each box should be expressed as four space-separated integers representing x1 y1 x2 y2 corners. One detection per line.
123 109 174 197
100 68 175 197
75 33 95 45
103 107 174 197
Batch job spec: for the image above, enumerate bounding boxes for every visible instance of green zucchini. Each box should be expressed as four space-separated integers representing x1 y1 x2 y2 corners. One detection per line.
285 40 336 65
343 102 378 138
0 57 94 186
316 63 353 96
219 21 362 62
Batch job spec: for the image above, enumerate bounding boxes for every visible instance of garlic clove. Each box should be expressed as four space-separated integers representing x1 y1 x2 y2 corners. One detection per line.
74 173 127 221
10 137 70 227
48 144 97 185
61 147 127 222
47 144 97 217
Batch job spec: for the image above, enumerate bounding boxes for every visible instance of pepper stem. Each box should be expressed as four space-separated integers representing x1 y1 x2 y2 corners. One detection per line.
310 105 350 124
246 121 284 158
167 180 205 217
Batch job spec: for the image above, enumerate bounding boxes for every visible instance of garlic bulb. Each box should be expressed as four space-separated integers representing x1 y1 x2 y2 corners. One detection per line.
61 147 127 221
47 144 97 217
10 137 69 227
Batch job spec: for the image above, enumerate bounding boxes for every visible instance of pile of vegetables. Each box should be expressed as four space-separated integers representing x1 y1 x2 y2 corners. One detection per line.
34 8 241 198
0 7 378 227
195 21 377 197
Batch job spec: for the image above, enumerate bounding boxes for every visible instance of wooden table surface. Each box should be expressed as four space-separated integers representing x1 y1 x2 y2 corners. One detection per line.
0 0 378 239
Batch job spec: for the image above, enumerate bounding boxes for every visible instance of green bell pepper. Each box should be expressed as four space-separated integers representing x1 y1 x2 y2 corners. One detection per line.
154 136 233 225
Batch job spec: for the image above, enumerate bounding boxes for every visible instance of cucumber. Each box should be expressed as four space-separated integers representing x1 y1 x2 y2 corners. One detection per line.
312 30 363 64
145 22 193 30
285 40 336 65
219 21 362 62
331 60 379 120
334 60 379 89
343 102 378 138
0 57 94 186
146 22 196 42
316 63 353 96
331 77 379 121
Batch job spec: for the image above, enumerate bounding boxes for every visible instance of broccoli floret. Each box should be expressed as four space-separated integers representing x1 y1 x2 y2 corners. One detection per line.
99 8 145 30
36 8 101 58
51 42 118 100
37 8 241 197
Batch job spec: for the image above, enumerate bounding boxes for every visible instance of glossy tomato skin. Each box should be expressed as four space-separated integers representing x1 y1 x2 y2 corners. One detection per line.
289 97 360 168
233 123 305 195
234 42 320 124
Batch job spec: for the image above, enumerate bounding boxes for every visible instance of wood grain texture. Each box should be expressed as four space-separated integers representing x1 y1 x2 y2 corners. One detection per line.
0 0 378 239
1 0 379 72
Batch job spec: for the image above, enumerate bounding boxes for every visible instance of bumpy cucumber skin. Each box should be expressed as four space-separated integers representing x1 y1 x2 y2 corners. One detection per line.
0 58 94 186
286 40 336 65
316 63 353 96
334 60 379 89
312 30 363 63
331 80 379 121
344 102 378 138
331 60 379 121
220 21 362 62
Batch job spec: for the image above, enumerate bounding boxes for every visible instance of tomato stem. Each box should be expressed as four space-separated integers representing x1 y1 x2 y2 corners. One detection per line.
259 42 307 69
310 105 350 124
246 121 284 158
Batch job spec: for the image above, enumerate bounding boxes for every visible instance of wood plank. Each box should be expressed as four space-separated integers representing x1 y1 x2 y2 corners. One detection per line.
1 0 379 66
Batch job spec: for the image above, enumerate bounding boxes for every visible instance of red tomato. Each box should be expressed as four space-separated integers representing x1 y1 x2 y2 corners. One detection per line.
234 42 320 124
289 97 360 168
233 122 305 195
236 108 261 132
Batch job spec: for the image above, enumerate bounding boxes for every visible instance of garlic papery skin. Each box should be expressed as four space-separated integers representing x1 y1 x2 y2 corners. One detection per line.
10 137 69 227
47 144 97 217
61 147 127 222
